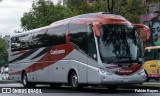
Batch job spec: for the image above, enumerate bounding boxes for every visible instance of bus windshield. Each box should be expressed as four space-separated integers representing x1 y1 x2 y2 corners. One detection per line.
144 49 160 61
98 24 142 64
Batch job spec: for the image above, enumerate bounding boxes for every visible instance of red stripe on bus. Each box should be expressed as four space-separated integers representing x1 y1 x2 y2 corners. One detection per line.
115 64 141 75
10 44 73 75
12 50 29 56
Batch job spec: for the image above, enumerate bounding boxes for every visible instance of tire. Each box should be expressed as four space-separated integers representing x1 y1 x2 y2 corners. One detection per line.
22 72 36 88
155 78 159 81
144 70 150 82
70 71 82 90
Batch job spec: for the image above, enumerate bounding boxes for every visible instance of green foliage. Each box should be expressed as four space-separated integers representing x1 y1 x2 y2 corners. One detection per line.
21 0 72 30
67 0 154 23
0 38 8 66
66 0 97 15
21 0 160 30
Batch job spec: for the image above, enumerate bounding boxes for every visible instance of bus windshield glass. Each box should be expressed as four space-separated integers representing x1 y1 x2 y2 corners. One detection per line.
144 49 160 61
98 24 142 64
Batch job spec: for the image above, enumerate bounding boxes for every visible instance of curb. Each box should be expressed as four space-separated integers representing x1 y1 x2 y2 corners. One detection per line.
0 80 17 84
143 82 160 85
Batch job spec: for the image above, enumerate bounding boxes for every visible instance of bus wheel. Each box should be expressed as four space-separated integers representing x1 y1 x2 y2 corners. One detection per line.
155 78 159 81
70 71 81 90
145 76 150 82
144 71 150 82
22 72 36 88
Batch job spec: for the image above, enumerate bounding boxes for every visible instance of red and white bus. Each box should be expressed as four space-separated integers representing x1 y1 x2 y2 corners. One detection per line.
8 12 150 89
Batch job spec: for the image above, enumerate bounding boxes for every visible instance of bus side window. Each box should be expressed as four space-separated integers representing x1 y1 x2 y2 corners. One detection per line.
46 26 66 46
69 24 88 54
88 26 97 60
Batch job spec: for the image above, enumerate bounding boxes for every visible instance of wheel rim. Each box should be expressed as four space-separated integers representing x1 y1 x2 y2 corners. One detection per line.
72 74 78 87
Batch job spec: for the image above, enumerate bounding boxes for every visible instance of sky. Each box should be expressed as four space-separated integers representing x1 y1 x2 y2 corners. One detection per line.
0 0 59 37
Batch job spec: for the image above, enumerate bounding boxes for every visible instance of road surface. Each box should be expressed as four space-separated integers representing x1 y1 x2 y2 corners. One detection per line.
0 77 159 96
0 81 159 96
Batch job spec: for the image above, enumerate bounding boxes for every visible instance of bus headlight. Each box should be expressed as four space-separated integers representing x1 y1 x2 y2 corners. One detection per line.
98 69 112 75
138 69 145 75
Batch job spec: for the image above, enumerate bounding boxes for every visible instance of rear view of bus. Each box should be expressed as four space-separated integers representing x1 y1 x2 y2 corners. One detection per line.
144 46 160 81
8 12 150 89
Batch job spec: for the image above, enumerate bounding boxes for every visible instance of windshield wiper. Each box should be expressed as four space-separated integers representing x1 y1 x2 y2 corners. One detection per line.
107 57 119 64
116 56 141 63
117 59 142 64
106 56 141 64
106 56 130 64
116 56 132 59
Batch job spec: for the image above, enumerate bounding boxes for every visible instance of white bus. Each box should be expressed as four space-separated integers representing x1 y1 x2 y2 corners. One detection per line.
8 12 150 89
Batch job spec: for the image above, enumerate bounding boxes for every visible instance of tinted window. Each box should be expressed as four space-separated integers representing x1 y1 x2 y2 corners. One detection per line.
69 24 88 53
88 26 97 60
11 26 66 51
46 26 66 46
144 49 160 61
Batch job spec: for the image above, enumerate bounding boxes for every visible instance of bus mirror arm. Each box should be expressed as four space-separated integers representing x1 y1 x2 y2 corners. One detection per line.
92 22 100 37
133 24 150 41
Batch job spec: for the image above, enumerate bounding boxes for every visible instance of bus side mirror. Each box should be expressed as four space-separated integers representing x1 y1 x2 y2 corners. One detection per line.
133 24 150 41
93 54 97 59
92 22 100 37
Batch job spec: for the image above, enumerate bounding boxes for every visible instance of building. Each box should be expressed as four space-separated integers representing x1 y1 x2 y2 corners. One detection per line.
141 1 160 47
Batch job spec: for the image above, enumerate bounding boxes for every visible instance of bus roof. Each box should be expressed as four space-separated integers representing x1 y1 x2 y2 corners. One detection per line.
12 12 131 37
145 46 160 50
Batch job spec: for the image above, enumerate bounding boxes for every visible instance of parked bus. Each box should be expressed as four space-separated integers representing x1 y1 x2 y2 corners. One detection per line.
8 12 150 89
144 46 160 81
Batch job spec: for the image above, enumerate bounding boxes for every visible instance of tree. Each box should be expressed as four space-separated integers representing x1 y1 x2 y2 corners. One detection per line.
66 0 95 15
21 0 72 30
66 0 159 23
0 38 8 66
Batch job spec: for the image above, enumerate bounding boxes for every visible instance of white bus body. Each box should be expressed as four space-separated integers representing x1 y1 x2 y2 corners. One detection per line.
8 12 149 88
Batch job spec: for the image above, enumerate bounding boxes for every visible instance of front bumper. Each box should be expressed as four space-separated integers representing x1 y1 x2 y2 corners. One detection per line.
98 72 146 85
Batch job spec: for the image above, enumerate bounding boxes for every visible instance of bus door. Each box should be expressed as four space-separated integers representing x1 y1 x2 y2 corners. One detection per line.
87 25 99 83
71 23 89 83
68 22 90 83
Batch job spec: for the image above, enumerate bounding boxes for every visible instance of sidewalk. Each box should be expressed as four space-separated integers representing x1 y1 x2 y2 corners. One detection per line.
143 79 160 85
144 82 160 85
142 82 160 87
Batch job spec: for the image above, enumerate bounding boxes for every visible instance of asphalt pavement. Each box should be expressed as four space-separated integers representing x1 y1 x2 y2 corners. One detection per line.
0 78 159 96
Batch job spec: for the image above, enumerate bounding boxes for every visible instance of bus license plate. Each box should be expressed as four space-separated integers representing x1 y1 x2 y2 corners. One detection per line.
123 79 128 82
